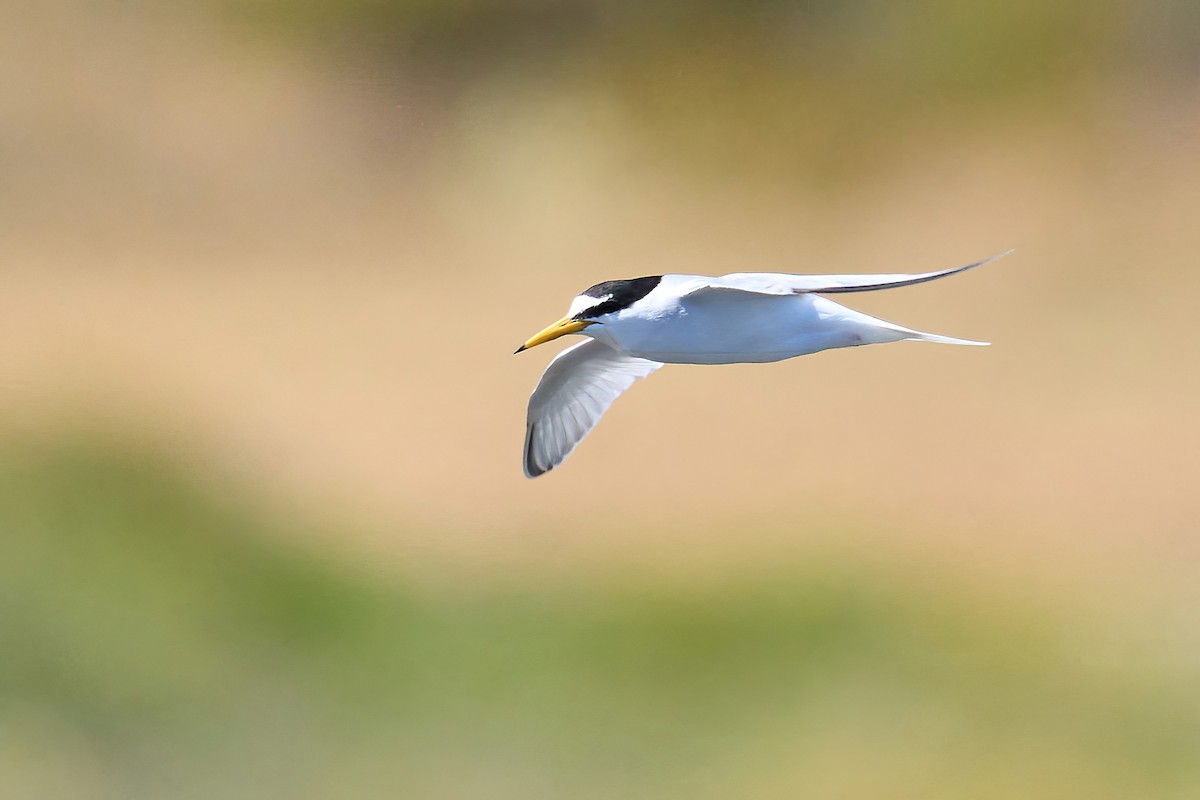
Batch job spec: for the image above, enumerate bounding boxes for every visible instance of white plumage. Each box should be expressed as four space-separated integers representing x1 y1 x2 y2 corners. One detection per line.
517 252 1007 477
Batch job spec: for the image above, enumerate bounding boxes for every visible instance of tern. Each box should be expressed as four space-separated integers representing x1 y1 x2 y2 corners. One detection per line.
515 251 1007 478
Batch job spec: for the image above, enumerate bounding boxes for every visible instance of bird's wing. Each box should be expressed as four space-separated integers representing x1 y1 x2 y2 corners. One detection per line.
683 251 1010 297
524 340 663 478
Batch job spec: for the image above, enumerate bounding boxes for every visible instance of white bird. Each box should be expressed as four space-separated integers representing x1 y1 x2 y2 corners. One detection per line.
515 251 1008 478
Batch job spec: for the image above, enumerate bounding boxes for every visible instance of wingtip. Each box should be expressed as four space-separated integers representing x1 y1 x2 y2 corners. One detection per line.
523 421 547 478
523 458 549 478
945 248 1012 279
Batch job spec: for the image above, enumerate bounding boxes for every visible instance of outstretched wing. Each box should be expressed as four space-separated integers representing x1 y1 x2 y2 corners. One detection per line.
524 340 663 478
683 251 1011 297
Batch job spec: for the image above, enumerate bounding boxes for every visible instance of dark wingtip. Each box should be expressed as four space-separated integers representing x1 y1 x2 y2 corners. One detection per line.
523 422 545 478
514 344 527 354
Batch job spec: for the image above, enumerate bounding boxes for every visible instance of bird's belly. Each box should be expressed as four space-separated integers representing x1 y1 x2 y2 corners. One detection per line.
610 296 865 365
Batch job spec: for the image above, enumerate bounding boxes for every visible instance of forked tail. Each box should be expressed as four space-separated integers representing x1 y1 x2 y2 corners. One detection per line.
906 329 990 346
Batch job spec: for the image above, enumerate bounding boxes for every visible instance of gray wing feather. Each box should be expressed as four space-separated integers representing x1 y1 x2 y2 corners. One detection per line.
524 340 662 478
687 251 1010 297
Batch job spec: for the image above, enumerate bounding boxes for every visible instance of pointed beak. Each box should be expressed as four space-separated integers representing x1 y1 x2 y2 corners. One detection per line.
514 316 592 354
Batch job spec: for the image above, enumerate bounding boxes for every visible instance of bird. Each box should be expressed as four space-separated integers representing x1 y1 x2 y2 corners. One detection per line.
515 251 1009 478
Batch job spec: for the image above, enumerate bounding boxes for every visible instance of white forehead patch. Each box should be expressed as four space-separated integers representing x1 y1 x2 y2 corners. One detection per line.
568 293 611 318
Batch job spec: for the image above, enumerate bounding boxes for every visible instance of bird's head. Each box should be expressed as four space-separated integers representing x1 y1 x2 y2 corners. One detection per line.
514 276 662 353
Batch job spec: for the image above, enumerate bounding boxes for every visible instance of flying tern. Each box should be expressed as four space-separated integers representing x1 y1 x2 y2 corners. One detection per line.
515 251 1007 478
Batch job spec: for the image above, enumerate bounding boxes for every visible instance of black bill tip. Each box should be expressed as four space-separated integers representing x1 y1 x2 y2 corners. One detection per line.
513 344 527 354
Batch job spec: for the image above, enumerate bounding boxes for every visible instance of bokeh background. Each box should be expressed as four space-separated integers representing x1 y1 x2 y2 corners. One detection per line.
4 0 1200 797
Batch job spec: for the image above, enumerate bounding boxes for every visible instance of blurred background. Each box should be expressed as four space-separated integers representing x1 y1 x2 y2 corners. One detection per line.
3 0 1200 796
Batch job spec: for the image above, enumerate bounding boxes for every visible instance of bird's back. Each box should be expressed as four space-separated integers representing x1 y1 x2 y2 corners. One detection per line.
601 282 901 364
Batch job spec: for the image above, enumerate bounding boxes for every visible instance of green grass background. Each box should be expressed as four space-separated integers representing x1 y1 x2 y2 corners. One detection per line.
3 441 1198 799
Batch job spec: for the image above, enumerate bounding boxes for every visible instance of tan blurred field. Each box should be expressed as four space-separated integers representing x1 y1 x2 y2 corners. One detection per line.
5 1 1198 563
3 1 1199 796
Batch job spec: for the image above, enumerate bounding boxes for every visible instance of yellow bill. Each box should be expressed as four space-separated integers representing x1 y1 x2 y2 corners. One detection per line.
514 316 593 353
